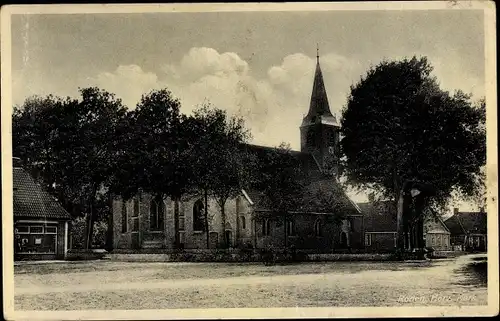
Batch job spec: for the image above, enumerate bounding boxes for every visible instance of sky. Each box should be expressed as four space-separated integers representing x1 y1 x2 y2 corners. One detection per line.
9 8 486 211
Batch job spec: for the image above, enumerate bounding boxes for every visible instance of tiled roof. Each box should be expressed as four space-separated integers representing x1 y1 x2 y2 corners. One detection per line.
444 214 466 235
13 167 71 220
244 177 360 216
360 201 451 234
239 144 359 216
358 201 397 232
241 143 322 179
457 211 487 234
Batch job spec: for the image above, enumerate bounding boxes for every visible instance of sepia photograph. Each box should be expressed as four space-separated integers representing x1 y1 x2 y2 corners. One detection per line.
1 2 498 320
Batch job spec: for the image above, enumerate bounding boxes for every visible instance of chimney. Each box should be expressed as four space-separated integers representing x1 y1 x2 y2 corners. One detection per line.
453 207 459 214
13 157 23 168
479 207 485 213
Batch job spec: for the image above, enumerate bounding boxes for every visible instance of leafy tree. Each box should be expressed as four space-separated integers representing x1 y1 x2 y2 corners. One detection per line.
186 103 252 248
110 89 192 249
301 179 359 224
340 56 486 250
13 88 127 249
13 95 73 209
252 143 307 249
58 87 127 249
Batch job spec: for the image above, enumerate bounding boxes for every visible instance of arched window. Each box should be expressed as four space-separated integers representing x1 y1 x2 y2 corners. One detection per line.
314 219 322 237
262 219 271 236
240 216 246 230
150 195 165 231
133 198 140 217
193 200 204 232
121 201 127 233
287 220 295 236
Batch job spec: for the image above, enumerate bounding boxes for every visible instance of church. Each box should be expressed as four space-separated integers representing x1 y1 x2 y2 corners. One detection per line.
110 53 364 252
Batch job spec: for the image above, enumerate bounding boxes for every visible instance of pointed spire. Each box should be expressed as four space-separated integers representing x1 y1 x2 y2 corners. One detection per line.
305 46 334 121
316 43 319 64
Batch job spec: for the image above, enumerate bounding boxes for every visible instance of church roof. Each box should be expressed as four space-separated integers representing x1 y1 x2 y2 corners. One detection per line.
13 166 71 220
302 55 339 127
241 143 322 179
240 144 360 216
244 177 361 216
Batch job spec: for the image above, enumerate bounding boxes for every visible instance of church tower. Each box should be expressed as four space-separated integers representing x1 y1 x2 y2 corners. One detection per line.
300 47 340 176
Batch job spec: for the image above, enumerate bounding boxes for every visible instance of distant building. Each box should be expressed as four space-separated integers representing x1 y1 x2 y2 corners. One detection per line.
359 201 451 252
444 208 487 252
13 157 72 260
110 52 364 252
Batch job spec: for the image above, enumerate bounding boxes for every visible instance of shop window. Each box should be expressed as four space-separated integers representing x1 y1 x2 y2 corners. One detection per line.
30 226 43 234
16 226 29 234
45 226 57 234
17 224 57 254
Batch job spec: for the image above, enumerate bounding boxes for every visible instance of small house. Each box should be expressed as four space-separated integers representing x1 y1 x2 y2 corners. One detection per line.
13 158 72 260
444 208 487 252
359 201 451 252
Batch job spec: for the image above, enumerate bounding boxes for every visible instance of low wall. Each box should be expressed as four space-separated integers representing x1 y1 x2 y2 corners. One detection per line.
431 250 467 259
106 251 394 263
15 254 58 261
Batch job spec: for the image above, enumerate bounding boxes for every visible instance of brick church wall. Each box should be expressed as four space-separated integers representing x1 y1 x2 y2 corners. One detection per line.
112 192 364 252
254 213 344 250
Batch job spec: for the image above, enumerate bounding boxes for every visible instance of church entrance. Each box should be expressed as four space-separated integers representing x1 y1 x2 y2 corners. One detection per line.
225 230 232 248
340 232 348 248
209 232 218 249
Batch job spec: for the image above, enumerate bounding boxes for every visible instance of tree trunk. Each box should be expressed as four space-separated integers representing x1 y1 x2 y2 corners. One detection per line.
396 187 405 251
84 185 99 250
85 210 94 250
204 189 210 249
219 199 227 248
173 197 180 249
283 212 288 249
105 192 113 252
253 217 257 249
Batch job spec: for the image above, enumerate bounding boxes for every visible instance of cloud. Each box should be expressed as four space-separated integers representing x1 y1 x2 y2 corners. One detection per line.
82 48 361 149
78 46 484 150
162 47 249 83
88 65 161 109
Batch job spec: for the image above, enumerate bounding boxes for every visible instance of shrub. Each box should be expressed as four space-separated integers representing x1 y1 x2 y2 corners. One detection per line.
260 247 276 265
294 251 308 262
71 217 108 249
238 242 254 262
